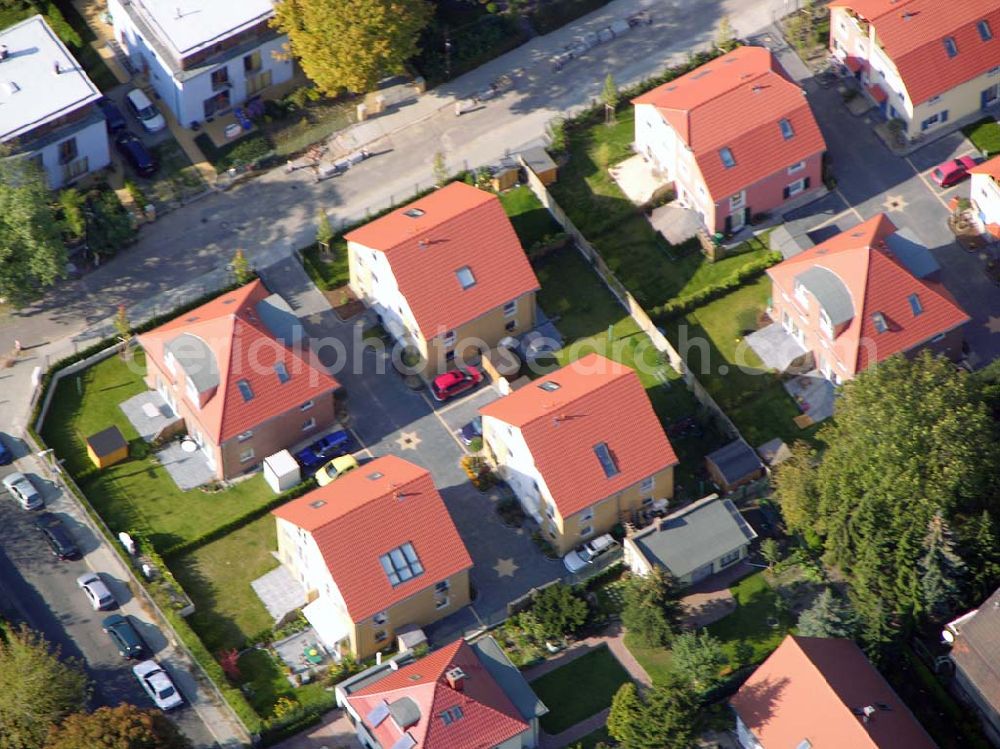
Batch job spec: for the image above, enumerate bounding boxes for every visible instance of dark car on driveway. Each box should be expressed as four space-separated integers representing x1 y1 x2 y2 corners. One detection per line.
294 430 351 474
96 96 127 133
102 614 148 659
35 512 79 560
0 433 13 465
431 366 483 402
115 131 157 177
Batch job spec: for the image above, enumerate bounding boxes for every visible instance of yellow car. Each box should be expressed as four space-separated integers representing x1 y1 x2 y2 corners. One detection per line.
315 454 359 486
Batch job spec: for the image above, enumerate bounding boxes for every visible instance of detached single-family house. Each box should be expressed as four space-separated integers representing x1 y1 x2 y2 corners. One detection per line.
829 0 1000 140
632 45 826 235
946 586 1000 741
731 635 938 749
623 494 757 587
970 154 1000 234
338 636 548 749
345 182 540 377
479 353 678 556
0 15 110 188
766 214 969 383
106 0 293 126
272 455 473 660
137 279 341 479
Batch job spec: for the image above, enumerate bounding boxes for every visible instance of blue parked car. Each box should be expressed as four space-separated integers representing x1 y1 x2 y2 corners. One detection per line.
0 433 11 465
115 131 157 178
295 430 351 474
95 96 127 133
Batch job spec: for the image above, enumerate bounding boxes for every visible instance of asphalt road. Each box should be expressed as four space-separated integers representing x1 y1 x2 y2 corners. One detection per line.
0 459 220 747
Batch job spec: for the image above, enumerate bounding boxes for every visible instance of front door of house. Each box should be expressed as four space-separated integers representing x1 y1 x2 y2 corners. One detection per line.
983 84 1000 110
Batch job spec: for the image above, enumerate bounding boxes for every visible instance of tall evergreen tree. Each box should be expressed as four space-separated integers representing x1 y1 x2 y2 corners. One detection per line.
670 631 726 696
920 512 964 620
607 681 696 749
959 510 1000 602
796 588 858 639
772 441 818 535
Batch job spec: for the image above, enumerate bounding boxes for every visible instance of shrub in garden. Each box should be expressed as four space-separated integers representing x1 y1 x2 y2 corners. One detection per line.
531 583 589 638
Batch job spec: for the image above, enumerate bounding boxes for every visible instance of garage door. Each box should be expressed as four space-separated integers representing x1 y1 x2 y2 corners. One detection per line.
691 562 715 583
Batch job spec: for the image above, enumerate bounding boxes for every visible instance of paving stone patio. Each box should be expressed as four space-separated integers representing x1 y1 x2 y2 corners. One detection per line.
119 391 180 442
252 563 307 623
156 439 216 490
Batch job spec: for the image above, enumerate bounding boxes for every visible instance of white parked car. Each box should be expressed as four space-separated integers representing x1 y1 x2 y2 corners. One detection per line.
77 572 116 610
3 472 43 510
563 533 618 573
133 660 183 710
124 89 166 133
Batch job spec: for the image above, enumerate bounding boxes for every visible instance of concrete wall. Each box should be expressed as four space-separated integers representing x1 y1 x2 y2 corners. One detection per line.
31 116 110 189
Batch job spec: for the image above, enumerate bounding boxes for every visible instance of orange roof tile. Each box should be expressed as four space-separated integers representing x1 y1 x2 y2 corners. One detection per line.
633 46 826 198
272 456 472 622
829 0 1000 104
346 640 530 749
731 635 937 748
479 353 677 518
344 183 540 338
971 153 1000 179
138 280 340 444
767 214 969 376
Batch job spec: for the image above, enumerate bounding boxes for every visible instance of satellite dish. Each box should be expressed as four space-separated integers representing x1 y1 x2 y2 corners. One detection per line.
942 629 955 644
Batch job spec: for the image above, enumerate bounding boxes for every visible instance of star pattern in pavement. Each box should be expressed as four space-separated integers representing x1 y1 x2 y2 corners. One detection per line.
494 558 519 578
882 194 908 213
986 316 1000 334
395 430 422 450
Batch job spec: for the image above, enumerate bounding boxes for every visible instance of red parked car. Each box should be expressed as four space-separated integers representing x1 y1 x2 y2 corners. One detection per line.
931 155 978 187
431 366 483 401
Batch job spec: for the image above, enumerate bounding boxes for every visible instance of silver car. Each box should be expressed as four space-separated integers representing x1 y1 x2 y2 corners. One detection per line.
133 660 183 711
3 472 42 510
77 572 115 610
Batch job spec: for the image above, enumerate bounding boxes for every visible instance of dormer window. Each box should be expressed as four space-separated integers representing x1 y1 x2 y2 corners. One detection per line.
944 36 958 57
779 118 794 140
979 20 993 41
719 147 736 169
794 280 809 306
456 266 476 289
872 312 888 333
908 293 923 316
274 362 290 384
237 379 254 402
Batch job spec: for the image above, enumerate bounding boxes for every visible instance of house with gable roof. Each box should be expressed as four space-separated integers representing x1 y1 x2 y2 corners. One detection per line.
106 0 293 126
632 45 826 235
0 15 110 189
137 279 340 480
731 635 937 749
479 353 678 556
345 182 540 377
272 455 473 660
764 214 969 383
337 636 548 749
829 0 1000 140
970 154 1000 234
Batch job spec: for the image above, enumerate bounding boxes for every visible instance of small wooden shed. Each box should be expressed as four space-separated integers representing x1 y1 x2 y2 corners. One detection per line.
705 439 764 493
86 426 129 469
519 146 558 186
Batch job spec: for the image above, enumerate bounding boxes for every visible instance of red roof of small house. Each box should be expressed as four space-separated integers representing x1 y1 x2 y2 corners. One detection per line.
478 353 678 519
343 182 540 338
138 280 340 444
731 635 937 748
346 639 530 749
632 45 826 198
828 0 1000 105
271 455 472 622
767 214 969 376
971 153 1000 179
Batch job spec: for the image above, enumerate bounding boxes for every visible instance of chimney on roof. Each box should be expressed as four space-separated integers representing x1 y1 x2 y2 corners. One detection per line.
902 10 914 20
53 60 61 75
0 46 8 62
390 659 401 670
862 705 876 724
445 666 466 692
751 84 763 94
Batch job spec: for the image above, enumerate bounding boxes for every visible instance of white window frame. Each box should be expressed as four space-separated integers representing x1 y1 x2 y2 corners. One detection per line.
237 430 253 442
729 191 745 211
503 299 518 318
372 611 388 625
300 400 314 411
580 508 594 523
787 160 805 174
442 330 456 347
239 447 255 463
580 525 594 538
787 178 806 197
302 417 316 431
640 476 655 494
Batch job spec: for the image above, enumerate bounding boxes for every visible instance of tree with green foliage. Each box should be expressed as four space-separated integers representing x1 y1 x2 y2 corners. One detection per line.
0 155 66 306
715 16 738 52
58 189 86 241
959 510 1000 603
760 538 782 571
44 704 191 749
774 352 998 647
920 511 964 620
531 583 588 638
601 74 618 124
607 681 697 749
772 441 818 535
0 625 90 749
669 630 726 696
315 209 334 251
432 151 449 187
620 568 680 647
272 0 433 94
796 588 858 639
231 249 252 284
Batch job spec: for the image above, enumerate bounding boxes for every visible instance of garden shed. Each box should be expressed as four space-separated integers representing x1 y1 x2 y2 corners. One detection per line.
85 425 129 468
264 449 300 493
519 146 558 186
705 438 764 492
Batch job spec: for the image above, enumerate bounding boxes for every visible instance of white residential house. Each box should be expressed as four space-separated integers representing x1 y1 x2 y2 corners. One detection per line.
0 15 110 189
105 0 293 127
971 154 1000 231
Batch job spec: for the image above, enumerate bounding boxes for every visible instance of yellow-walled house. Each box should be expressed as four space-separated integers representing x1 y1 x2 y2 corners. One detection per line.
272 455 473 660
479 353 679 557
829 0 1000 141
344 182 540 377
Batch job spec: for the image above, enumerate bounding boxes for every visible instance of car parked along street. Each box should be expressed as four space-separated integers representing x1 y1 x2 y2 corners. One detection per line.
294 430 351 474
133 660 184 711
431 366 483 402
102 614 148 659
77 572 116 610
4 471 42 510
124 89 166 134
315 454 359 487
562 534 618 573
115 131 158 177
35 512 79 560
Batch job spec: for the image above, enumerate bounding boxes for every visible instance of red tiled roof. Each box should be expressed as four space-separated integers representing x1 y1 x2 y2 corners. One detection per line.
479 353 677 518
971 153 1000 179
767 214 969 376
732 635 937 748
829 0 1000 104
271 456 472 622
632 46 826 198
346 640 529 749
344 182 540 338
138 280 340 443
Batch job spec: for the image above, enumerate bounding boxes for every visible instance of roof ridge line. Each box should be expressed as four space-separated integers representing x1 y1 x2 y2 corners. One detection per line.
304 471 431 530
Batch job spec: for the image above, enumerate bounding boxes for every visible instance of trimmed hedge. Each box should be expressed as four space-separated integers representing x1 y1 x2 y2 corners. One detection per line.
649 251 783 321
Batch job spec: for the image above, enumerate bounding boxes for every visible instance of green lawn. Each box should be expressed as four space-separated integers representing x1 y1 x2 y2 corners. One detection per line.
531 645 631 734
535 245 727 496
301 241 349 291
663 276 816 446
171 515 279 652
623 632 674 686
40 351 275 553
499 186 563 249
235 649 335 720
707 571 792 669
963 117 1000 157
